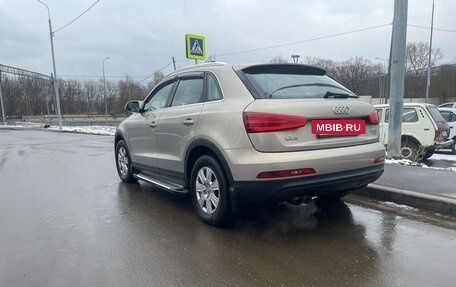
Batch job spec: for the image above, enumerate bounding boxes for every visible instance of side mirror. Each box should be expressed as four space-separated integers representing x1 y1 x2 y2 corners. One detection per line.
125 100 141 113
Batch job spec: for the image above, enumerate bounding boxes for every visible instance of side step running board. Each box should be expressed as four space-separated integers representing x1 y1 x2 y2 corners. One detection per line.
134 173 188 194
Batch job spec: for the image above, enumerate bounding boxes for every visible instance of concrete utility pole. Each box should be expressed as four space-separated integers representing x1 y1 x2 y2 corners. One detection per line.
36 0 63 130
387 0 408 158
425 0 435 103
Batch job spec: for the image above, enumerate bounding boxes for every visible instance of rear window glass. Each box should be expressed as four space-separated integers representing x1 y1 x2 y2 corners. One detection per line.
240 67 355 99
427 106 446 122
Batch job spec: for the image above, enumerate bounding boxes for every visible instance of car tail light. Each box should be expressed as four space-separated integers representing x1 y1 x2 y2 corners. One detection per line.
373 156 385 164
256 168 316 179
435 130 442 141
368 111 379 125
243 112 307 133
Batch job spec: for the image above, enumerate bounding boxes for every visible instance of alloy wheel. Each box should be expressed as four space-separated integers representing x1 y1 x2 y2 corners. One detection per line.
195 166 220 214
117 146 129 176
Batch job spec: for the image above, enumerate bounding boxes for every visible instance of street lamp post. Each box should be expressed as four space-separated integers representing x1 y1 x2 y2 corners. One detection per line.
102 57 111 126
36 0 63 131
425 0 435 103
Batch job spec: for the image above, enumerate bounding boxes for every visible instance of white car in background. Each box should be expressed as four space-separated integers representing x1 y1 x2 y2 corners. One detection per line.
374 103 453 161
439 102 456 109
438 107 456 154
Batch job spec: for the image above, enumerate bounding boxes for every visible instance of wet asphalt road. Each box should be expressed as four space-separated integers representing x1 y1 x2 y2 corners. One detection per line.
1 129 456 287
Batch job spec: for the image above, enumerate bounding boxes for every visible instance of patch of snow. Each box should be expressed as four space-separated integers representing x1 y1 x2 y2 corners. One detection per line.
430 153 456 161
385 158 419 166
48 125 116 136
0 122 46 128
421 165 456 172
386 158 456 172
380 201 418 211
1 123 115 136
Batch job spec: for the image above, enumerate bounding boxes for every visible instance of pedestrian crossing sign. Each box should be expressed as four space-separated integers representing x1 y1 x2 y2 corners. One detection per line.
185 34 206 60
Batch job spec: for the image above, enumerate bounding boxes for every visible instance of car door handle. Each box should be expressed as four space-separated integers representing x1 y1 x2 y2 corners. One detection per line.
450 126 454 129
149 121 157 128
183 118 194 126
424 128 430 131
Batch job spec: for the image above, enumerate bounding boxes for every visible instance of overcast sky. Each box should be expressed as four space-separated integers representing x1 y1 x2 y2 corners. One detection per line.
1 0 455 82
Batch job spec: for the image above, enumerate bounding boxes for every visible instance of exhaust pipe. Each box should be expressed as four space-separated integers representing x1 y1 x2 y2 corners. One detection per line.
287 196 312 205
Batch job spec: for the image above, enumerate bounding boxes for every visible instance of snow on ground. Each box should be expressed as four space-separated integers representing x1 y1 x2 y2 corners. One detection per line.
0 123 116 136
379 201 419 211
47 125 116 136
430 152 456 161
386 157 456 172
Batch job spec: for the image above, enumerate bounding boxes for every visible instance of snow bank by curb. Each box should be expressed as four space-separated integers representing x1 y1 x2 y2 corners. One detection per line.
386 158 456 172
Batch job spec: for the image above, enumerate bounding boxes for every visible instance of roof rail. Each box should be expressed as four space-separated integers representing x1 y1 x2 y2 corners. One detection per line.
169 62 227 75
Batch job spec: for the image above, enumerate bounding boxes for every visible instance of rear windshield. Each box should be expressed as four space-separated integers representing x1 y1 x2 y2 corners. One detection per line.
240 66 356 99
427 105 446 122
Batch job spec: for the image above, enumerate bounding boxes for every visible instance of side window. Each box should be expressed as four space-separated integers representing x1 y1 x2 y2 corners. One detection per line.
440 104 452 108
440 111 450 122
143 82 174 111
385 108 418 123
402 108 418 122
206 73 223 102
171 78 204 107
441 111 456 122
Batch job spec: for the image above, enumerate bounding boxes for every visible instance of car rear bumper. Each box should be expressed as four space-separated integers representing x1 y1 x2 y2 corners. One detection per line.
222 142 386 181
230 164 384 202
434 139 454 149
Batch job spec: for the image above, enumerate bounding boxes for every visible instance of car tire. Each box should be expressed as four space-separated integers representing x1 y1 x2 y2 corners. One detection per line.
400 140 423 162
115 140 137 183
423 149 435 160
190 155 231 226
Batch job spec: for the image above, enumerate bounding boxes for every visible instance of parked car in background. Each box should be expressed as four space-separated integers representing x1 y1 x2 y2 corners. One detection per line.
438 107 456 154
438 102 456 109
374 103 453 161
115 62 385 226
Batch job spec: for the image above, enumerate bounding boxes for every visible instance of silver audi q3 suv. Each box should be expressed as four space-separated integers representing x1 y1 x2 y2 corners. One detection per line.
115 63 385 226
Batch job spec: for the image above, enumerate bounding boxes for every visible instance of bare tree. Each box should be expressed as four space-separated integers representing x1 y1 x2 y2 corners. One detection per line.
305 57 339 77
306 57 382 96
59 79 83 114
105 80 118 115
406 41 443 98
116 76 147 114
82 80 99 115
431 64 456 103
336 57 382 95
406 41 443 73
146 71 165 91
270 56 289 63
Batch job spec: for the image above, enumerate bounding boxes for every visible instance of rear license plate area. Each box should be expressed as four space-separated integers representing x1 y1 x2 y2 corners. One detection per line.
311 119 366 136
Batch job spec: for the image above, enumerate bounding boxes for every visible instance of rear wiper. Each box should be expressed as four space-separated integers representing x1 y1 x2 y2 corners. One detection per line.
267 83 354 99
324 91 357 98
267 84 310 99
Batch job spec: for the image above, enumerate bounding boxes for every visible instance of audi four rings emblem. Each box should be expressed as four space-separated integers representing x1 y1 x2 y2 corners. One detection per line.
332 106 350 115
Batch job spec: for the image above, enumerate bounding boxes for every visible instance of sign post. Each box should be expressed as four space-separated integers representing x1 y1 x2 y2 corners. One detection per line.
185 34 206 63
